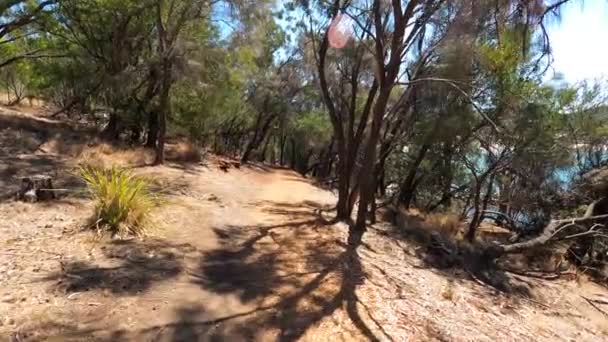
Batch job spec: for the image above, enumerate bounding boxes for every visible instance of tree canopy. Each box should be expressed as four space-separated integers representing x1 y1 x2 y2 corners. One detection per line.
1 0 607 248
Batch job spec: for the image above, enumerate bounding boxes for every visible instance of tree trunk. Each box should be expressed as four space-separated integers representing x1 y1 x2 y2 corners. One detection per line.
146 111 159 148
290 138 297 170
398 143 431 208
336 146 352 221
355 90 393 232
154 61 171 165
280 134 286 166
466 171 498 242
102 112 120 140
241 112 263 164
465 182 483 242
259 134 271 163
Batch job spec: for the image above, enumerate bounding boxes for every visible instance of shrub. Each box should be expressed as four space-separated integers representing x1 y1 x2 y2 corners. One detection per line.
166 141 202 163
79 166 159 237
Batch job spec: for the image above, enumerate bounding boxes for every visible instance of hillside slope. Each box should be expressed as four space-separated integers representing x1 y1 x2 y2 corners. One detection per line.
0 108 607 341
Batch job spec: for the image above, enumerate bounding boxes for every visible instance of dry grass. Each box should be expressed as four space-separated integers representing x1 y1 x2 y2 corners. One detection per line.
396 207 464 240
441 279 455 301
165 140 203 163
425 212 462 239
38 134 86 156
77 143 154 168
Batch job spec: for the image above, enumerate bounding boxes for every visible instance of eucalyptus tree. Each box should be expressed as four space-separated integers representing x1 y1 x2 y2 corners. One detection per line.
0 0 56 68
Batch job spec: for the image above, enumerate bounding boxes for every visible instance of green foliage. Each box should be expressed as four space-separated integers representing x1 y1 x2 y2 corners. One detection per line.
0 0 605 231
293 109 332 148
79 166 160 237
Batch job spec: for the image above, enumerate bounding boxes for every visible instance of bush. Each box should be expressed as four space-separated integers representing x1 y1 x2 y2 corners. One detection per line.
79 166 159 237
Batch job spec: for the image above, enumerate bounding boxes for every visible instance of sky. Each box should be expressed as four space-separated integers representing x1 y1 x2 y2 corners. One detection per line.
548 0 608 84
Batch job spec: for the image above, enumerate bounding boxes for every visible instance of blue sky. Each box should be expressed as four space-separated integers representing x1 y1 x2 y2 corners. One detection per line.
548 0 608 84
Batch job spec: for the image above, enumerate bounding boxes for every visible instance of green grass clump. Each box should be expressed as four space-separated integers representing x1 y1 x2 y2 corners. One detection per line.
79 166 159 237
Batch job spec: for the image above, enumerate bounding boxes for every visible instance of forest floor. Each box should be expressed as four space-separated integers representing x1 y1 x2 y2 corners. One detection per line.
1 106 608 341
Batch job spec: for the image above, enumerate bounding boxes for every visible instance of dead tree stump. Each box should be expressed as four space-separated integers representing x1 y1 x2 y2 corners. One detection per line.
18 175 56 202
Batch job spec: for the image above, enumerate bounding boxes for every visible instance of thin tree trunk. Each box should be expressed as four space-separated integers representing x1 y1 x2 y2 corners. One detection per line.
290 138 297 170
259 134 271 163
466 172 495 242
465 185 483 241
146 111 159 148
355 90 392 232
154 61 171 165
280 134 286 166
398 143 431 208
102 112 120 140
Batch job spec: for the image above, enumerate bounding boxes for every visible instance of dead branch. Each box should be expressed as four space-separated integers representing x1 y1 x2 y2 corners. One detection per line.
581 296 608 317
486 212 608 257
504 268 574 280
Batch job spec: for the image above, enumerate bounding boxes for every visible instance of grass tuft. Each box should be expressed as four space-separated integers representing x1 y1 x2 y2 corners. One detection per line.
79 166 160 237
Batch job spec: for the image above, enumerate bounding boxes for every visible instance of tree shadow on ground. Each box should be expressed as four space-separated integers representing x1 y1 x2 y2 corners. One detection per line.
378 208 533 297
18 201 385 341
0 109 89 200
41 239 194 295
175 200 385 341
21 202 387 341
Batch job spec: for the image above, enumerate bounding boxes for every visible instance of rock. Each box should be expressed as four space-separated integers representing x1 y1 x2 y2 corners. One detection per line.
44 223 53 228
5 317 14 325
23 189 37 203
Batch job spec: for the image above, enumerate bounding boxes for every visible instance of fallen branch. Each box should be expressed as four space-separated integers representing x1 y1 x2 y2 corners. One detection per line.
581 296 608 317
486 213 608 257
503 268 564 280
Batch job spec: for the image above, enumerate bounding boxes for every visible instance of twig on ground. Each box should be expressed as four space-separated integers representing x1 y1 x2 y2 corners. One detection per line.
503 268 569 280
518 296 550 309
67 292 81 299
581 295 608 317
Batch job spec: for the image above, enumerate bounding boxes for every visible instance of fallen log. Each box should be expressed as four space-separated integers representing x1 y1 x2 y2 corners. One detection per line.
485 212 608 258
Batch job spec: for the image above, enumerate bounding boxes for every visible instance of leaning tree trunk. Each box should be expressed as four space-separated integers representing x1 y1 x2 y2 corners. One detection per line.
398 143 431 208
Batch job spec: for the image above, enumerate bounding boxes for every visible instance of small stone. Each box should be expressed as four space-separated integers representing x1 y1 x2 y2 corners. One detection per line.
44 223 53 228
1 295 15 303
5 317 15 325
23 189 37 203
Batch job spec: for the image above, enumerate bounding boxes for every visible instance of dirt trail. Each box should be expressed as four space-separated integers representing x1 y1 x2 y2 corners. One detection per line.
1 108 608 341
